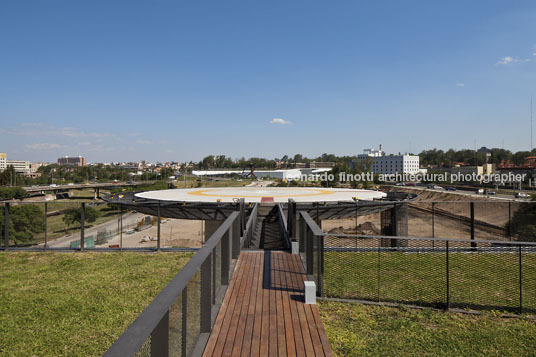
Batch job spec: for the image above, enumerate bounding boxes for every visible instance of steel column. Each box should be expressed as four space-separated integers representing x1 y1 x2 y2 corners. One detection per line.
80 202 85 251
151 310 169 357
44 203 48 250
157 201 161 251
201 252 212 333
3 203 9 250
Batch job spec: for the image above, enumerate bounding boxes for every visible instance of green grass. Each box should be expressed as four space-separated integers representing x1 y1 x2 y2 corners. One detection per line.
319 300 536 356
324 251 536 312
0 252 192 356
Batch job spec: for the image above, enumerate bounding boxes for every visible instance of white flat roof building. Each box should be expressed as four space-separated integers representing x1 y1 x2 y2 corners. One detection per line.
0 153 31 174
356 148 420 175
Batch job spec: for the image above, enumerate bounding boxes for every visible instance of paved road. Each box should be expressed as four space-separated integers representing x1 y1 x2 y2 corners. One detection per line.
390 185 530 202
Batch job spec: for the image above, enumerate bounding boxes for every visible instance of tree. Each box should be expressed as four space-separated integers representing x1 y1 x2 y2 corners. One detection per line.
62 206 99 229
506 200 536 242
0 205 44 246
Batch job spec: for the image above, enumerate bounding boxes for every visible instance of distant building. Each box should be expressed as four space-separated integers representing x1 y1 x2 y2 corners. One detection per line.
58 156 86 167
0 153 31 173
0 153 6 171
6 160 31 174
356 147 420 175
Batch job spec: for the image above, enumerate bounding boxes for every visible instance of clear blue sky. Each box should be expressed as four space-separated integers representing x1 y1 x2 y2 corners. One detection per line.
1 0 535 163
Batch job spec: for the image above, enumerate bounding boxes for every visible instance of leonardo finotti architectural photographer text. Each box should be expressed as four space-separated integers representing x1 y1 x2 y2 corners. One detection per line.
298 172 527 184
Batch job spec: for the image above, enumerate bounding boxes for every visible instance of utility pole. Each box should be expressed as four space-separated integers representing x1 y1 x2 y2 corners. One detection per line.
531 95 534 151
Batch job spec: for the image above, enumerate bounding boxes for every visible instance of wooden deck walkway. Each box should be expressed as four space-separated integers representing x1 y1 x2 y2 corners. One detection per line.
203 251 333 356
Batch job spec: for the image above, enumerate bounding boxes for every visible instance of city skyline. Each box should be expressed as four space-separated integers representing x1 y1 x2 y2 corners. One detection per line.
1 1 535 162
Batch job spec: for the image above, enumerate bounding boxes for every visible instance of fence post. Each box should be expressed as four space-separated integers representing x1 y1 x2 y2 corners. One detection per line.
377 237 381 302
446 240 450 309
3 203 9 250
508 202 512 241
432 202 435 247
120 207 123 251
151 310 169 357
470 202 476 249
44 202 48 251
201 252 212 333
519 245 523 314
157 201 161 251
80 202 85 251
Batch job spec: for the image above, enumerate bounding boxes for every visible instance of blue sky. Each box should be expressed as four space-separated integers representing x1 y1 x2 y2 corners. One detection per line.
1 0 535 163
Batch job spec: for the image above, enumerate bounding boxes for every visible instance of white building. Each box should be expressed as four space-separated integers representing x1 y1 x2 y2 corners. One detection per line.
357 148 420 175
0 153 6 171
0 153 31 174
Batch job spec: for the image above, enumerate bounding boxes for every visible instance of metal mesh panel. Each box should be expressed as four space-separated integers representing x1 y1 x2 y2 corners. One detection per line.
185 270 201 355
449 244 520 311
378 239 446 307
169 290 184 357
522 249 536 312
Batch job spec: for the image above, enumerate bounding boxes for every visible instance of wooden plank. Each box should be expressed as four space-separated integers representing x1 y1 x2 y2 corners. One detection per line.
276 252 296 356
249 252 264 356
210 252 251 356
222 252 255 355
268 252 278 356
272 253 286 356
259 252 270 356
234 252 261 356
282 252 306 356
203 253 245 356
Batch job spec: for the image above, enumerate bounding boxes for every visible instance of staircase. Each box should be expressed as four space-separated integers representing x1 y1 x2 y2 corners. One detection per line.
250 204 286 250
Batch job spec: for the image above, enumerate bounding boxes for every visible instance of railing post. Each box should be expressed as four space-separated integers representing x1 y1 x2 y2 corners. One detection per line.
221 230 231 285
239 198 245 236
306 228 314 279
201 252 212 333
232 216 240 259
519 245 523 314
446 240 450 309
157 201 161 251
151 310 169 357
317 233 324 297
299 214 305 253
3 203 9 250
44 202 48 251
80 202 85 251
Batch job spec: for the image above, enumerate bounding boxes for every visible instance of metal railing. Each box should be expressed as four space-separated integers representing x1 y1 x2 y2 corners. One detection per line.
242 203 258 249
276 203 291 250
104 211 242 356
298 210 536 313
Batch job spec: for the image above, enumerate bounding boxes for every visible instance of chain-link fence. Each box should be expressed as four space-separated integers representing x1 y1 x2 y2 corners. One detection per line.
320 234 536 313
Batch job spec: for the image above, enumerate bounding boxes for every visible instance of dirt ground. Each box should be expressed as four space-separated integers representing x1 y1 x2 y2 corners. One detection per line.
322 188 518 242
